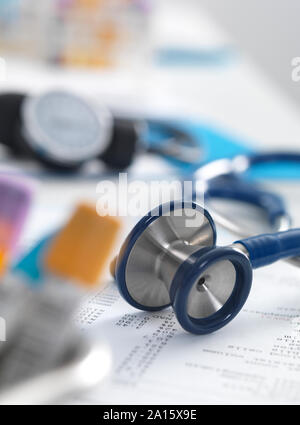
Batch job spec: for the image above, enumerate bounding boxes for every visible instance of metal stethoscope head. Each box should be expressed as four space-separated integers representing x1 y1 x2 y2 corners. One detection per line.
111 200 300 335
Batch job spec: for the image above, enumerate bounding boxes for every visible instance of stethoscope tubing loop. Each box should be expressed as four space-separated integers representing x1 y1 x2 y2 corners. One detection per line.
196 152 300 267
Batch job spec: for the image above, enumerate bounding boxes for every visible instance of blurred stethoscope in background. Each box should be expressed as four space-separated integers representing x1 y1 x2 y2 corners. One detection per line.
194 152 300 238
0 90 201 172
110 152 300 335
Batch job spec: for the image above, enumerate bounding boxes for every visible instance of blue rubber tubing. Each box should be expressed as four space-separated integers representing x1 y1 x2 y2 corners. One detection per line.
205 176 288 226
235 228 300 269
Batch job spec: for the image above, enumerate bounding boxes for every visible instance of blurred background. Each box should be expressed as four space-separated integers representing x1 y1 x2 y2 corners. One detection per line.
0 0 299 246
1 0 300 145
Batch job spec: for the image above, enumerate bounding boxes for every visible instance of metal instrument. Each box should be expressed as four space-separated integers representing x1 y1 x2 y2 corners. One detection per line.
112 201 300 334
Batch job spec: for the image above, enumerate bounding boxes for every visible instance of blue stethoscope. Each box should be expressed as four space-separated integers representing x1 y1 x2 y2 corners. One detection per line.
110 151 300 334
194 152 300 237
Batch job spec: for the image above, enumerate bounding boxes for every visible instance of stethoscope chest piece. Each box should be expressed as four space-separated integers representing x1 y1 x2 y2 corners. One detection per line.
113 201 253 334
171 246 252 334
